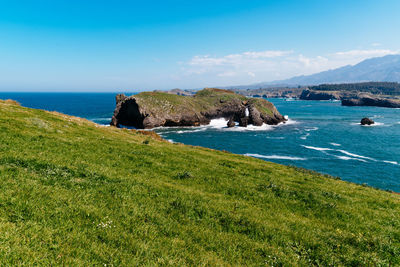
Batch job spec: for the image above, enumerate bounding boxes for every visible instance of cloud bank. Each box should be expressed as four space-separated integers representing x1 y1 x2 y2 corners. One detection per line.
180 48 399 86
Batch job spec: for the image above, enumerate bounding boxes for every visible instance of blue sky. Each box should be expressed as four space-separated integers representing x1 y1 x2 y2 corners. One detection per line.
0 0 399 91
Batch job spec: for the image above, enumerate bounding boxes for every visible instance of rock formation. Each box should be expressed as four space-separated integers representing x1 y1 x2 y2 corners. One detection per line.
227 118 235 128
299 89 357 100
111 88 286 129
361 117 375 125
342 96 400 108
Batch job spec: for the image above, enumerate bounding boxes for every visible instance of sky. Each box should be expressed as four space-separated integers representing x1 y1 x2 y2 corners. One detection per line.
0 0 399 92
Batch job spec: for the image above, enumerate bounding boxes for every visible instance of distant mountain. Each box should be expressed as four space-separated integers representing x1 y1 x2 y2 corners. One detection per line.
228 54 400 89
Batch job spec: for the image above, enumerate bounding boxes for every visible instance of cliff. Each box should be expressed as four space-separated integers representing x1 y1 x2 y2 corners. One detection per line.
342 96 400 108
299 89 357 100
111 88 286 128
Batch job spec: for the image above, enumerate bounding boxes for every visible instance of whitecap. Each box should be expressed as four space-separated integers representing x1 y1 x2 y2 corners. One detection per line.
208 118 229 128
330 143 341 146
334 155 367 162
383 160 399 165
244 153 307 161
227 124 275 132
176 128 207 134
90 117 112 122
300 133 310 140
281 116 299 126
351 122 384 126
361 122 384 127
305 127 319 132
337 150 376 161
302 145 333 151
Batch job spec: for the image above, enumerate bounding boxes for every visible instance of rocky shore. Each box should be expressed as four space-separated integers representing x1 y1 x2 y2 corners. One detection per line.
111 88 286 129
342 96 400 108
299 89 357 100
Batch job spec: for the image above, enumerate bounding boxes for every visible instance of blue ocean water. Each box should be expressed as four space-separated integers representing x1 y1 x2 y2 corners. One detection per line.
0 92 117 125
1 93 399 192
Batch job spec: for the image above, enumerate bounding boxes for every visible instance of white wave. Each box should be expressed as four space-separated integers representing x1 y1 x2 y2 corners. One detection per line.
266 136 285 139
305 127 319 132
334 155 367 162
208 118 229 128
337 150 375 161
228 124 275 131
244 153 307 161
208 118 277 132
167 139 174 143
383 160 398 165
361 122 384 127
300 133 310 140
281 116 299 126
90 117 112 121
351 122 384 126
330 143 341 146
176 128 207 134
302 145 333 151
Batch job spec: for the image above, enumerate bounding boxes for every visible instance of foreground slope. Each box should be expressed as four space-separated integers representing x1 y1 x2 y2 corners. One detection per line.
0 100 399 266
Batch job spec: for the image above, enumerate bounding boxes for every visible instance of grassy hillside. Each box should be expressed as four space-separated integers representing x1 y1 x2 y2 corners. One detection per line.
133 88 275 119
0 99 399 266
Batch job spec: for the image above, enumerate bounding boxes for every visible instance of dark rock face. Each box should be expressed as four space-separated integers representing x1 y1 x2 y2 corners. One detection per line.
248 106 263 126
300 90 342 100
342 97 400 108
111 89 286 129
227 118 235 128
239 117 249 127
361 117 375 125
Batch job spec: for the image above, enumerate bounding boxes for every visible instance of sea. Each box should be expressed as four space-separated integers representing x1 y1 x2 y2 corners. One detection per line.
2 92 399 192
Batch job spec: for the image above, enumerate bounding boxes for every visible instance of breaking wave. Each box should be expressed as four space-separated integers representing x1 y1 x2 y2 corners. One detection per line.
244 153 307 161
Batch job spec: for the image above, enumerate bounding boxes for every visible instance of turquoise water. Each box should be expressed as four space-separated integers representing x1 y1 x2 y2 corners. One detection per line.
156 99 400 192
1 93 399 192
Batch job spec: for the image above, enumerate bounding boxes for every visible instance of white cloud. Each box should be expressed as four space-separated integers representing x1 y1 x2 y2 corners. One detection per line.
218 71 237 77
242 50 293 58
181 48 400 85
334 49 397 57
188 50 293 68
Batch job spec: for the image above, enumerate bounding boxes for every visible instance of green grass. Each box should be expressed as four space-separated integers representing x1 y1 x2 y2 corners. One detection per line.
134 88 249 116
0 99 399 266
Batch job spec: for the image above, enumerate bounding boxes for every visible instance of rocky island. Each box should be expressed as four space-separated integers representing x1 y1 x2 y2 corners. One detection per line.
111 88 286 129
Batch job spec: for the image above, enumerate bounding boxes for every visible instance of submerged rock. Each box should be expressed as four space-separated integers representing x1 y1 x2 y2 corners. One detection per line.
227 118 235 128
361 117 375 125
111 88 286 129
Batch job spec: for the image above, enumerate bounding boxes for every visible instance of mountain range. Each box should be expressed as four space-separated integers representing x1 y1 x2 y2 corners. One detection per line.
228 54 400 89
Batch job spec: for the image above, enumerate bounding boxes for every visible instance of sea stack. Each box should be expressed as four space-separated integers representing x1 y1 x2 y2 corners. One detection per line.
110 88 286 129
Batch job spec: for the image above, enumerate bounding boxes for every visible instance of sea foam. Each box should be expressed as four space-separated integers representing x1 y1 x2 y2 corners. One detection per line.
302 145 333 151
244 153 307 161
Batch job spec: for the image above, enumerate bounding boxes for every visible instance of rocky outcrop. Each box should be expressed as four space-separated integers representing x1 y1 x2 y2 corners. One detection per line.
361 117 374 125
227 118 235 128
299 89 355 100
111 88 286 129
342 96 400 108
